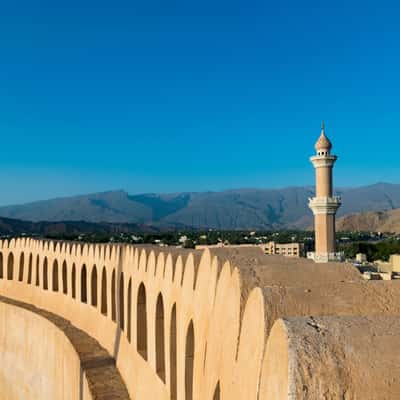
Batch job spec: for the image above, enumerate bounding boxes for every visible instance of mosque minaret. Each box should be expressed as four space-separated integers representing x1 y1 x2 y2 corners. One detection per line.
308 123 343 263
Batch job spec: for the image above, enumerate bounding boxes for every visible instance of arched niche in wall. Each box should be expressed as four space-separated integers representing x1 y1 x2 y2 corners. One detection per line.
101 267 107 315
91 266 98 307
62 261 68 294
170 304 177 400
27 254 33 284
155 293 166 383
52 260 59 292
185 321 195 400
127 278 132 342
137 283 148 360
18 253 24 282
81 264 87 303
71 264 76 299
7 253 14 280
213 382 221 400
43 258 48 290
111 269 116 322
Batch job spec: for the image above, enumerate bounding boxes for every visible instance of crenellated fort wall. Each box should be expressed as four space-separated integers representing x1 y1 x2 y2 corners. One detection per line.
1 238 400 399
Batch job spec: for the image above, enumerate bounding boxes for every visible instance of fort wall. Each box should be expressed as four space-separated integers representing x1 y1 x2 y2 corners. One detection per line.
1 238 400 399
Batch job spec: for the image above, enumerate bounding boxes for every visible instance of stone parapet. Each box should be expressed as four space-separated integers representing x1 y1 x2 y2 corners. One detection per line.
1 238 400 399
308 196 341 215
261 315 400 399
0 295 129 400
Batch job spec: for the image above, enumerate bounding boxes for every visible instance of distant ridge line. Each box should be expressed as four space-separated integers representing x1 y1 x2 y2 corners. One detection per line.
1 182 400 230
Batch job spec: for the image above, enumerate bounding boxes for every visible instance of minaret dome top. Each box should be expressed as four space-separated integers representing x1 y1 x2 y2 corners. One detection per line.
315 122 332 154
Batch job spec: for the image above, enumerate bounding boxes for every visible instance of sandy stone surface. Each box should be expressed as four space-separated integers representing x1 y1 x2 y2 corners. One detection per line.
2 239 400 400
0 295 130 400
263 315 400 399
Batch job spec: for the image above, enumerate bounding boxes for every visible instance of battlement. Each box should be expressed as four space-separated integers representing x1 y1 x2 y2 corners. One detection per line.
1 238 400 399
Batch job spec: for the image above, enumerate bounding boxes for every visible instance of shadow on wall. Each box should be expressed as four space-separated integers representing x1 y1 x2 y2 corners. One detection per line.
0 295 130 400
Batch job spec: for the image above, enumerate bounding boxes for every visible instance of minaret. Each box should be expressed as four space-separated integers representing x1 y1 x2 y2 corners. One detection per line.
308 123 343 263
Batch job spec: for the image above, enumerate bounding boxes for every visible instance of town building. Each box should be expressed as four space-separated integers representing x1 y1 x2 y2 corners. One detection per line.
374 255 400 279
356 253 367 263
260 241 304 257
196 241 304 258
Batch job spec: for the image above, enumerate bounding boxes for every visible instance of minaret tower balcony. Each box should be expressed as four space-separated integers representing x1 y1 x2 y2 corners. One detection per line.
308 196 341 215
307 122 344 263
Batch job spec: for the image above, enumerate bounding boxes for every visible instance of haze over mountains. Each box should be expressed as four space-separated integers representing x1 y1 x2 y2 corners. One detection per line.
1 183 400 231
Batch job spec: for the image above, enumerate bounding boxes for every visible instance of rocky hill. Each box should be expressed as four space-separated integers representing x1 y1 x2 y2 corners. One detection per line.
337 208 400 233
1 182 400 230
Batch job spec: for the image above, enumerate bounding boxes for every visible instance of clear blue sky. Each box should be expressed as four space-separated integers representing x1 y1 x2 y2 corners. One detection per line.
1 0 400 205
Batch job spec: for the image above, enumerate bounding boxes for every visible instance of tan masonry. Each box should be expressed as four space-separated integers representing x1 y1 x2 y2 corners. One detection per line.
1 239 400 398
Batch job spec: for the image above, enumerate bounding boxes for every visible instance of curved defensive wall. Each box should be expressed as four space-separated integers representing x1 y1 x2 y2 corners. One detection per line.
1 238 400 399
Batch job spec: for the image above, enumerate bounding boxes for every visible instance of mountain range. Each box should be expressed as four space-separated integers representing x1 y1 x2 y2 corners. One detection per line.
1 182 400 231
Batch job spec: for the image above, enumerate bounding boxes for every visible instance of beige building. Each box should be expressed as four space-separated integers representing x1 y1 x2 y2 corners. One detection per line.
375 254 400 277
307 123 344 263
196 241 304 257
261 241 304 257
356 253 367 263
